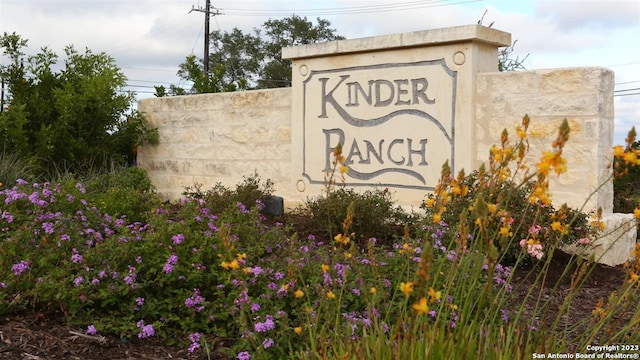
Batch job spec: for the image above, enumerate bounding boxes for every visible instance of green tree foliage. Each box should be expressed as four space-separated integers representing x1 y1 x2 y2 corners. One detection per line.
0 32 158 175
169 15 344 95
613 138 640 214
257 16 345 88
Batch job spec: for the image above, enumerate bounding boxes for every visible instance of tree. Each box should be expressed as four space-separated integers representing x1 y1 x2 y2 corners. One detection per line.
171 15 344 94
0 32 157 176
257 15 345 88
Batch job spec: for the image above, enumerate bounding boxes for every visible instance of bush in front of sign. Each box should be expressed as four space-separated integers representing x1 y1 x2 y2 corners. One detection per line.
298 187 414 249
420 116 599 266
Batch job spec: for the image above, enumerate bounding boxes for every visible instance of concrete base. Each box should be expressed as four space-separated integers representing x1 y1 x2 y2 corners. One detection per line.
563 213 637 267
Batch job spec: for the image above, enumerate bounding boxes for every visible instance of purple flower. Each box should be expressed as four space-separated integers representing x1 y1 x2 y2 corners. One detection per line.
188 342 200 353
163 263 174 274
71 249 83 264
250 303 261 313
501 309 510 323
86 325 97 335
73 276 85 286
136 321 155 339
237 351 251 360
236 202 248 213
262 338 274 349
1 282 7 288
254 315 275 333
185 289 204 311
172 233 185 245
12 260 31 276
76 183 86 194
136 297 145 306
41 222 55 234
1 211 14 223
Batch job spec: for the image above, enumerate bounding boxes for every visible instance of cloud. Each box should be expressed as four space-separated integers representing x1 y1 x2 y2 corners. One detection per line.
535 0 640 30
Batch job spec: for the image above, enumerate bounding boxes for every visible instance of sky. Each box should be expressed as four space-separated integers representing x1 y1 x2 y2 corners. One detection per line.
0 0 639 145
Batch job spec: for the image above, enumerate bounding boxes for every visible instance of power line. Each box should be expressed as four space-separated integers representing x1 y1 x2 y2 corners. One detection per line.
220 0 482 16
616 80 640 85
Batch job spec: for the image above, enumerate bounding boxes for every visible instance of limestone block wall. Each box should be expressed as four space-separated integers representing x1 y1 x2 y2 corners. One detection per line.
137 88 293 201
475 67 615 214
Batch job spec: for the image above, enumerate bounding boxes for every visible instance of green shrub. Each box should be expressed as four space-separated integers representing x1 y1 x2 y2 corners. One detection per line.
182 171 274 215
297 187 413 248
84 167 160 223
421 169 595 265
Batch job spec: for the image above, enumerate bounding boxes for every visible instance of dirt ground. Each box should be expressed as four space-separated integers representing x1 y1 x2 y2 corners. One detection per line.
0 247 635 359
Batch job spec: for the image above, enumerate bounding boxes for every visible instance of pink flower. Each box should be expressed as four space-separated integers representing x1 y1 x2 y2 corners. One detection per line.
86 325 97 335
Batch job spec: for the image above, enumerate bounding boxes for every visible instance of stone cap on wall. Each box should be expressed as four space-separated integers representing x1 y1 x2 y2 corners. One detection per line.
282 24 511 60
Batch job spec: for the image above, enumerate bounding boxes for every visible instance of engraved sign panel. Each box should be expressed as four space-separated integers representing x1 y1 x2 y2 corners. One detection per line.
301 60 457 190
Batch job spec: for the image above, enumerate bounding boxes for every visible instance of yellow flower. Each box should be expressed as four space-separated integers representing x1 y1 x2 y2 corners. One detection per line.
334 233 350 245
340 165 349 174
327 290 336 299
344 251 352 260
321 264 329 273
623 151 638 165
228 259 240 270
428 287 442 302
370 287 377 294
634 207 640 219
221 260 239 270
550 221 564 233
236 253 247 260
432 213 442 224
499 225 511 236
294 326 303 335
294 289 304 298
613 145 624 158
413 297 429 315
399 282 414 297
242 267 252 275
425 198 436 208
487 203 497 214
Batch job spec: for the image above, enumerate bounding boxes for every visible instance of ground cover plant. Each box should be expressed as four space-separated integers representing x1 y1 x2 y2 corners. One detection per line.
1 117 639 359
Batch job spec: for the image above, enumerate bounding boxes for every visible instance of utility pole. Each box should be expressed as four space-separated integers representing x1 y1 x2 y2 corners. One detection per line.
0 78 4 112
190 1 222 76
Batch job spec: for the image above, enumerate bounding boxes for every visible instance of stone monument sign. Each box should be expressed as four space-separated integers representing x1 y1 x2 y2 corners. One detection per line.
283 25 511 203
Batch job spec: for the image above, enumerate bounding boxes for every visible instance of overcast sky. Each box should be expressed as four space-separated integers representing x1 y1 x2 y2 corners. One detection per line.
1 0 638 145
